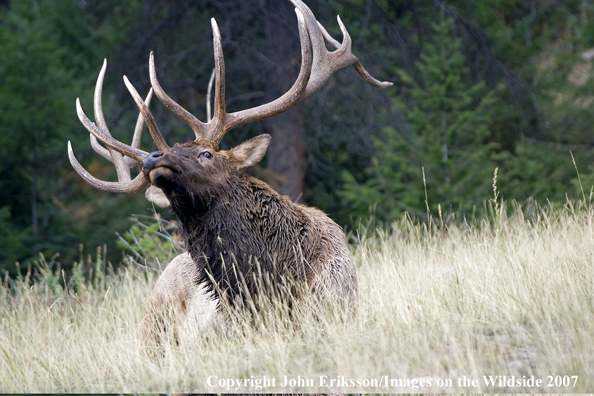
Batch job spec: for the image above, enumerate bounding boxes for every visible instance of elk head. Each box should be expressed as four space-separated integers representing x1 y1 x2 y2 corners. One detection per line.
68 0 392 207
141 135 271 212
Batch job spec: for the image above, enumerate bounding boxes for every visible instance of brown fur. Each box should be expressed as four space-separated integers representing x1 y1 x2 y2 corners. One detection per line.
140 134 357 342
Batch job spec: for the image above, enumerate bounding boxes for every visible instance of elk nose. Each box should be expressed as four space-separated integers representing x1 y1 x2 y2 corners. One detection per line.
142 151 163 172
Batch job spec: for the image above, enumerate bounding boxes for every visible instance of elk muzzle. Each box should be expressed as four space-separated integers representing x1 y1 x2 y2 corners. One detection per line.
141 150 179 193
142 151 164 176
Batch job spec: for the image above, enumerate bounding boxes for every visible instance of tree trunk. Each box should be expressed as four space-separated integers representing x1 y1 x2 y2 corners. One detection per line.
262 0 307 203
266 108 306 202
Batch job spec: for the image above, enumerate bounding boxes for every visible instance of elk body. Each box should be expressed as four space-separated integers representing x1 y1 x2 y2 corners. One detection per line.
68 0 391 341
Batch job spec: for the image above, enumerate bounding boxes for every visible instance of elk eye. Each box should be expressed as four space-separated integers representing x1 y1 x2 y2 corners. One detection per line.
200 151 213 160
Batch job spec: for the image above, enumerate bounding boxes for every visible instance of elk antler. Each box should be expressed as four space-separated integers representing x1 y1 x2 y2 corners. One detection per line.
68 59 155 195
292 0 393 92
146 7 312 145
70 0 392 195
144 0 392 146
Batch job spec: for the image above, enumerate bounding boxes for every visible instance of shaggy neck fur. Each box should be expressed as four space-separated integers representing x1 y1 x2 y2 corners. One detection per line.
169 173 312 305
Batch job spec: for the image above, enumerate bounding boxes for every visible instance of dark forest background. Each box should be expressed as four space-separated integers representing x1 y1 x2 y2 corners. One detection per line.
2 0 594 273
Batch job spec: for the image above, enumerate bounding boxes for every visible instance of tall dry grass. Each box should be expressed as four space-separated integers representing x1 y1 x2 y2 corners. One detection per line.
1 201 594 393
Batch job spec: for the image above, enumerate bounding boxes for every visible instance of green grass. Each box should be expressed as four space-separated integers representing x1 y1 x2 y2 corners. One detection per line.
1 201 594 392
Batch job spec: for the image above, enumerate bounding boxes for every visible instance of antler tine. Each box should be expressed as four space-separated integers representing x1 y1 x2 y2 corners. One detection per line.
317 20 341 49
76 98 149 162
92 59 132 182
206 68 216 123
125 88 154 168
149 52 207 139
89 132 112 162
318 15 393 89
123 76 169 152
88 64 115 169
208 18 227 144
68 141 149 195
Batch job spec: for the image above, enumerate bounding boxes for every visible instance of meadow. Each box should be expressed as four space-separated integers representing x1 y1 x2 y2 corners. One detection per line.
1 200 593 393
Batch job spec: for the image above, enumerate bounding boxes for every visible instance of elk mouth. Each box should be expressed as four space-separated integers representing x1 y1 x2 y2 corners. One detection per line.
144 166 179 193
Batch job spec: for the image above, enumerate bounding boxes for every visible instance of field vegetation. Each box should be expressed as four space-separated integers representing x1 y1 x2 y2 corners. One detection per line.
1 197 593 393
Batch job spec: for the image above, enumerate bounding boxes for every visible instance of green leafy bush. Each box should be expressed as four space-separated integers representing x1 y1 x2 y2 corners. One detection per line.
116 214 184 271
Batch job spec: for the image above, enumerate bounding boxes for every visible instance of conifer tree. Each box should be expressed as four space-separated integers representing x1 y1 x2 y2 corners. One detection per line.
341 8 498 223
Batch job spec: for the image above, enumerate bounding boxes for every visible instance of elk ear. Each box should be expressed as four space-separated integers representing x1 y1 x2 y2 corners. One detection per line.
145 185 171 208
230 134 271 170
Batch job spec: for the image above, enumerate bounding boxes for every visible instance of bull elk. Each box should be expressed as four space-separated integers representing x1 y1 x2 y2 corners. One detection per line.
68 0 392 341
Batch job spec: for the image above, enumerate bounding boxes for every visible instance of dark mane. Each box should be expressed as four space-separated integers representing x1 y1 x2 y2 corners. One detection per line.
175 174 313 304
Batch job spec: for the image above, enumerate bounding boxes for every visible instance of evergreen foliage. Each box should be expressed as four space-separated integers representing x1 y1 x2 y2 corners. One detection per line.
0 0 158 271
341 9 498 223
